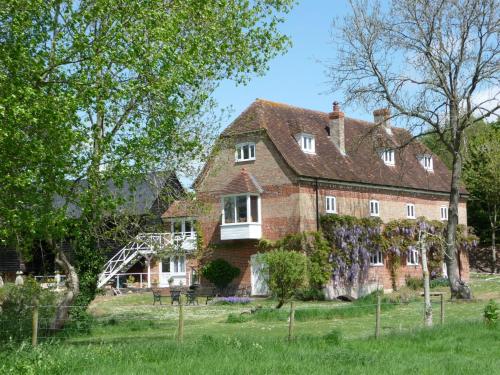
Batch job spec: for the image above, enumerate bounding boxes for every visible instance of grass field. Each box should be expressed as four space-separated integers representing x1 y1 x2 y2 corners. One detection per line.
1 273 499 374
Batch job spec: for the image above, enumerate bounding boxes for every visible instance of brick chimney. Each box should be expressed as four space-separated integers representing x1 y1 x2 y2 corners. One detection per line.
328 101 346 155
373 108 392 135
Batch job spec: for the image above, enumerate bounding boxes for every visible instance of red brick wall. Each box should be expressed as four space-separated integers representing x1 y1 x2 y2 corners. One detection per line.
190 132 470 296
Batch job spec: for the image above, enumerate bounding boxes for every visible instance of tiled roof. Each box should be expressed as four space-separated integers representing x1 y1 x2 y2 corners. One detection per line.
222 99 461 194
220 168 263 195
162 200 203 218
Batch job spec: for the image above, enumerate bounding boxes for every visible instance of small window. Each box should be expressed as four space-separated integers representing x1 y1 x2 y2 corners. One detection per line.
325 196 337 213
297 133 315 154
440 206 448 220
370 251 384 266
162 258 171 272
235 142 256 162
407 247 419 265
406 204 416 219
381 149 395 166
419 155 433 171
370 200 380 216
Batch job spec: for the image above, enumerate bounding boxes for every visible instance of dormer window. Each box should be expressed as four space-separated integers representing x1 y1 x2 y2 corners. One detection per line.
235 142 255 162
297 133 315 154
419 154 433 172
380 149 395 166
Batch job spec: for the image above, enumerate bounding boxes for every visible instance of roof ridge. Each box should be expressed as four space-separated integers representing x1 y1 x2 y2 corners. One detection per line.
255 98 328 116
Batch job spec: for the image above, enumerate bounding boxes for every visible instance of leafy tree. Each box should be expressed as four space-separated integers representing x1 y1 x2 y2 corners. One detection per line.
200 258 240 292
463 122 500 273
329 0 499 299
0 0 294 327
263 249 308 308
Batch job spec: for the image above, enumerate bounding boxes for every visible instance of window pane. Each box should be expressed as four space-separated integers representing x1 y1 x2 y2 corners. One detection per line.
250 196 258 222
243 144 249 159
250 144 255 158
179 256 185 272
184 220 192 233
162 258 170 273
224 197 235 224
173 256 178 273
237 147 242 160
173 221 182 233
236 195 247 223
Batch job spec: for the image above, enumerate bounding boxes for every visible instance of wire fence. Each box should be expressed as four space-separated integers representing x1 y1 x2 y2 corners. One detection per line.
1 292 486 348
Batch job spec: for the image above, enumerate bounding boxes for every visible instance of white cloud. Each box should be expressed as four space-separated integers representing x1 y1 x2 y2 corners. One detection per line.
472 86 500 120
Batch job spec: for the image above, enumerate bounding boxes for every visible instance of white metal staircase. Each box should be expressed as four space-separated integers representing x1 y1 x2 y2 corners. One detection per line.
97 232 196 288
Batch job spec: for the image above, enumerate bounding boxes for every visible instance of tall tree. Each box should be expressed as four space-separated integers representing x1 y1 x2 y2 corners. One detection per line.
463 122 500 273
329 0 499 299
0 0 295 325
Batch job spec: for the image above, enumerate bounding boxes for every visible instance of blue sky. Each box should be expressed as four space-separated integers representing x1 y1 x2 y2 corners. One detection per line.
213 0 373 128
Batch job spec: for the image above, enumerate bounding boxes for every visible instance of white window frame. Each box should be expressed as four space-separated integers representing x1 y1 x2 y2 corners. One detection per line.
160 255 186 274
167 218 196 237
407 247 419 266
370 250 384 266
380 149 395 166
296 133 315 154
406 203 416 219
325 196 337 213
235 142 256 162
419 154 434 172
221 194 261 225
440 206 448 221
369 200 380 217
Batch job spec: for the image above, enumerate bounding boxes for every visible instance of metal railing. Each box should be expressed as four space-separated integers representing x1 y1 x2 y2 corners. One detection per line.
97 232 197 288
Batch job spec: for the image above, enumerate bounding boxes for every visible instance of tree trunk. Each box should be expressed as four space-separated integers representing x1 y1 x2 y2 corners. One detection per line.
51 248 80 330
445 116 472 300
421 231 432 327
491 205 497 274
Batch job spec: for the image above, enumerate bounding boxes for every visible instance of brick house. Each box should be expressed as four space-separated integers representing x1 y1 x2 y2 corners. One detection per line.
161 99 469 297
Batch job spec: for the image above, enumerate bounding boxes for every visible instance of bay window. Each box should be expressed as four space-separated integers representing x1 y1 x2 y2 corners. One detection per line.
222 194 260 224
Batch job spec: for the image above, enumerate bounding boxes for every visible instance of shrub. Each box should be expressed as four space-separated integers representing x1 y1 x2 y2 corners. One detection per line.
405 276 423 290
0 277 57 341
263 249 308 308
201 259 240 292
483 300 498 326
295 287 325 301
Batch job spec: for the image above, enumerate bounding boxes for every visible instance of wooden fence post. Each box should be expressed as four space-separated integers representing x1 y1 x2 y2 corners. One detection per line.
288 301 295 342
375 294 381 339
177 295 184 343
32 302 39 347
440 293 445 325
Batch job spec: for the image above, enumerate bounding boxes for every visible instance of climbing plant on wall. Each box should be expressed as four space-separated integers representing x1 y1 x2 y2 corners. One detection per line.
320 214 478 290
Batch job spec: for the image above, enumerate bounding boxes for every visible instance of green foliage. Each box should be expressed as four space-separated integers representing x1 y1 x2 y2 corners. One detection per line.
263 249 308 308
430 277 450 289
320 214 476 290
483 300 498 326
260 231 332 291
405 276 424 291
295 287 326 301
1 0 295 324
201 259 240 291
0 278 57 341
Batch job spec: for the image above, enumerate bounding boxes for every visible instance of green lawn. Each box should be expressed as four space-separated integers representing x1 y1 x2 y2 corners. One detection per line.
1 273 499 374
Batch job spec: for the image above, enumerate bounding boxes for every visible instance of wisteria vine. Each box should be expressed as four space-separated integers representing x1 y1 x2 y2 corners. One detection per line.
320 214 478 290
